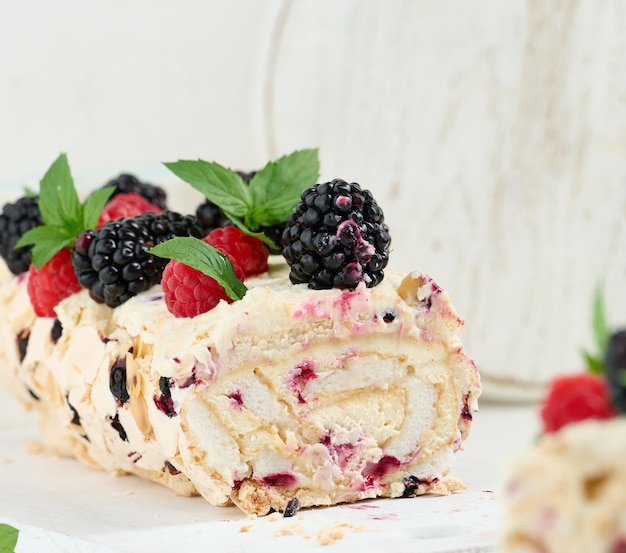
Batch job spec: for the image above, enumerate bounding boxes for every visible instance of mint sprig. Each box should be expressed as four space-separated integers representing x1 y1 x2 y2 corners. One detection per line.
149 237 247 301
582 284 610 374
164 149 319 248
0 523 19 552
14 153 114 268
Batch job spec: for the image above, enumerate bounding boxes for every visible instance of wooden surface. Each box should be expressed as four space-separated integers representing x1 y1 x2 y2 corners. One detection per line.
0 1 625 392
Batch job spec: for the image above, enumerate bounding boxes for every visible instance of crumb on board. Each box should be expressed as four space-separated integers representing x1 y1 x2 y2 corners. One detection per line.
272 520 363 546
1 457 13 464
317 522 352 546
239 524 253 533
273 522 310 539
25 440 45 454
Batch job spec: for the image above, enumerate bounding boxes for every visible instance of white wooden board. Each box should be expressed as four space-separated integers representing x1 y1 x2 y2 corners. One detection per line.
0 403 537 552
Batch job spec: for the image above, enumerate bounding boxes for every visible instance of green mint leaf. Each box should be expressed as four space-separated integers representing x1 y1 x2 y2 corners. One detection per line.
83 186 115 229
247 148 320 229
0 523 19 552
164 160 251 219
16 154 112 269
16 226 74 268
38 153 82 232
582 350 603 375
592 284 609 358
149 237 247 301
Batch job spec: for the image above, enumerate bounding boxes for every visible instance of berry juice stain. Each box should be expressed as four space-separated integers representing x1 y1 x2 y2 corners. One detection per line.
288 359 318 403
321 433 357 469
363 455 402 481
461 393 473 421
154 377 176 417
227 389 244 410
260 472 297 488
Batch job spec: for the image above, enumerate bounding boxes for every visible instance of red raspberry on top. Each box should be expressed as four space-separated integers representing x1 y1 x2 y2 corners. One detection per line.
96 192 162 228
204 226 268 277
161 258 245 318
539 373 616 434
27 248 82 317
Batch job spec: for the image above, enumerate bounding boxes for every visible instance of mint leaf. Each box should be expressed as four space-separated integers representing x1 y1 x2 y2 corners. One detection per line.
247 148 319 229
0 523 19 552
16 154 112 268
582 350 603 375
592 285 609 357
164 160 251 219
83 186 115 229
16 226 74 268
582 285 610 374
164 149 320 246
149 237 247 301
39 153 82 233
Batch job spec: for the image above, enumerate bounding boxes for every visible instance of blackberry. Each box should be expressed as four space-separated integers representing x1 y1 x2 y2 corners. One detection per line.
0 196 43 274
283 497 300 518
282 179 391 290
72 211 202 307
109 357 130 405
195 200 232 236
605 329 626 413
109 413 128 442
50 319 63 344
102 173 168 210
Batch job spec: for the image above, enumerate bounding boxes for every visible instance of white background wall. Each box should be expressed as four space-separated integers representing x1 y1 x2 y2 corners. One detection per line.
0 0 625 398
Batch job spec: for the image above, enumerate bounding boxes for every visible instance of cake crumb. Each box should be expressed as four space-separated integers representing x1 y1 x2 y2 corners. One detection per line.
1 457 13 464
273 522 310 539
267 513 281 522
317 522 352 546
239 524 253 533
25 440 45 454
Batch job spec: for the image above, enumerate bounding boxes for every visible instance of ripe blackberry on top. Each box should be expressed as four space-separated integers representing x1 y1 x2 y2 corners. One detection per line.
72 211 202 308
606 330 626 413
282 179 391 290
0 195 43 275
103 173 168 210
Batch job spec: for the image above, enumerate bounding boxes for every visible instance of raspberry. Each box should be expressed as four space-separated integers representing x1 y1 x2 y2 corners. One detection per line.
161 257 245 318
282 179 391 290
605 329 626 413
27 249 82 317
0 196 43 275
101 173 168 210
72 211 202 308
539 373 616 434
96 192 162 228
204 226 268 277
